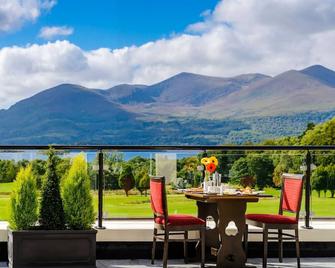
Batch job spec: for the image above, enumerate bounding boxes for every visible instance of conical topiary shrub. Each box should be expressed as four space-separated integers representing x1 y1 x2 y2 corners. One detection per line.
10 165 38 230
39 148 65 230
119 163 135 196
62 154 95 230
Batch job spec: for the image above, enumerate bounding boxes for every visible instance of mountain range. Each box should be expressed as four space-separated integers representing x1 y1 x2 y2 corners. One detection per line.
1 64 335 145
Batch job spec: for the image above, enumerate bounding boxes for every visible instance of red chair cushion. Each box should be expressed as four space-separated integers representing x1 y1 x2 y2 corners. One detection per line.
246 214 298 224
155 214 205 226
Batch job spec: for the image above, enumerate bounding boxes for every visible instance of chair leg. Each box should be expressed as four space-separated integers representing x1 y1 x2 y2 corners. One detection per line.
278 229 283 263
201 227 205 268
295 228 301 268
151 228 157 264
184 231 188 264
163 231 169 268
263 228 268 268
244 224 249 258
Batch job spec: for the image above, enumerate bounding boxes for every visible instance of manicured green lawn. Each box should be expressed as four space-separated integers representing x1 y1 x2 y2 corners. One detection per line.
0 182 14 193
1 182 335 221
100 193 197 218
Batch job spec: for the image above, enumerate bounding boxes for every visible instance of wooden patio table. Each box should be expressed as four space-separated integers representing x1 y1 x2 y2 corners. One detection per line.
185 192 259 268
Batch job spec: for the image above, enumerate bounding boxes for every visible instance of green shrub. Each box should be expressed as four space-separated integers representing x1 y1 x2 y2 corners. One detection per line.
62 154 95 230
39 148 65 230
0 160 17 183
10 165 38 230
138 171 150 196
119 163 135 196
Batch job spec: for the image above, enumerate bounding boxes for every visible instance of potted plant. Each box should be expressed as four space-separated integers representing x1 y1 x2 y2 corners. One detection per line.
8 149 97 268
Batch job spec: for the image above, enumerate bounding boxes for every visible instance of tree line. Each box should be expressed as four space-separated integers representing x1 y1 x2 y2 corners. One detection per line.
1 117 335 196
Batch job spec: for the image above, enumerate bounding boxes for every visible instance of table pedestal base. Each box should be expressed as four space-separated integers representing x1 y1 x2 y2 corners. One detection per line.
217 200 247 268
197 200 248 268
197 202 219 248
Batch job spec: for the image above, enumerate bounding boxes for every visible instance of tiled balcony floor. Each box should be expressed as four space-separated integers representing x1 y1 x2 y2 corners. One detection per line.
2 258 335 268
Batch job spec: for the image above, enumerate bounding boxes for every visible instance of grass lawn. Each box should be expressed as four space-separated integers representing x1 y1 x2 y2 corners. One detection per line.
1 183 335 221
0 182 15 193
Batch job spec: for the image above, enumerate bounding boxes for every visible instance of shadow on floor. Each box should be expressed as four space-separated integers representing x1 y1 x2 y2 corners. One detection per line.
97 258 335 268
2 258 335 268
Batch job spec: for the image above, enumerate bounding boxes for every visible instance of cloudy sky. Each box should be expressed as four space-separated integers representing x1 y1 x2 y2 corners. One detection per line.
0 0 335 109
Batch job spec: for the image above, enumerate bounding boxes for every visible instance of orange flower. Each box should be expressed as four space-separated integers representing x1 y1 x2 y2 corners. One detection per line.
206 163 216 173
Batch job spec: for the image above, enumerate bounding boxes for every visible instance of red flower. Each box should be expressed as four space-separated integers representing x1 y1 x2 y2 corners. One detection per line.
206 163 216 174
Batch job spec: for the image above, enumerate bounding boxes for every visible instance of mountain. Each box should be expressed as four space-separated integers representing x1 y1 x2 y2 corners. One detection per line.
0 84 135 144
1 65 335 145
202 69 335 118
99 84 148 101
117 72 269 106
301 65 335 87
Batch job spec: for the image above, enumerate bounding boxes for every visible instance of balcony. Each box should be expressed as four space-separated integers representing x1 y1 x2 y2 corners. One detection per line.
1 144 335 267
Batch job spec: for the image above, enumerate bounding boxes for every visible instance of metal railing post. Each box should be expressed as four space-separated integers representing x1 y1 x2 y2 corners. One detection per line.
96 150 105 229
302 150 313 229
202 150 208 179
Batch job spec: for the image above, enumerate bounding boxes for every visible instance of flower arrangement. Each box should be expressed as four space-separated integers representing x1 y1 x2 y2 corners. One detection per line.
201 156 218 180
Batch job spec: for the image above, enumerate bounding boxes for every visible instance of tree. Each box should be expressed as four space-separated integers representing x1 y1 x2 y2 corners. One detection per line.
325 165 335 198
204 150 245 179
17 159 30 169
177 156 199 187
273 163 286 187
103 152 125 190
0 160 17 183
39 148 65 230
104 170 121 190
129 156 151 194
312 166 328 197
10 165 38 230
272 154 300 187
30 159 46 189
119 163 135 196
230 157 251 185
247 155 274 189
138 171 150 196
299 122 315 139
56 157 71 181
301 118 335 166
62 154 95 230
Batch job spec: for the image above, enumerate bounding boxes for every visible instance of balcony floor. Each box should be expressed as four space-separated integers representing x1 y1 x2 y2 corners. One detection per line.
1 258 335 267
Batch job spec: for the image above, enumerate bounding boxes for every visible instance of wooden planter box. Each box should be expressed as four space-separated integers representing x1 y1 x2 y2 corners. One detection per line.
8 229 97 268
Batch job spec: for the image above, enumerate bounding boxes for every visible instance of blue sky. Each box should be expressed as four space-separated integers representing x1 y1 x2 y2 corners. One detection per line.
0 0 335 109
0 0 218 49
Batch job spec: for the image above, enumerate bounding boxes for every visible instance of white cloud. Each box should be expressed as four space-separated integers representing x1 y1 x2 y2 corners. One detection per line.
0 0 56 32
1 0 335 108
39 26 74 40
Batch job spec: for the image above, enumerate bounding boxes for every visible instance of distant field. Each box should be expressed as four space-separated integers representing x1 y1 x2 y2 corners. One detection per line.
1 183 335 221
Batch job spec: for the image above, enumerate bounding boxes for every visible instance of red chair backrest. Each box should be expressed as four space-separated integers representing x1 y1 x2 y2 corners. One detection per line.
280 173 304 216
150 176 168 218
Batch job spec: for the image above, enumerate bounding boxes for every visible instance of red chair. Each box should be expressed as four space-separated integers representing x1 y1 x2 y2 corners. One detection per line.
244 173 304 268
150 176 206 268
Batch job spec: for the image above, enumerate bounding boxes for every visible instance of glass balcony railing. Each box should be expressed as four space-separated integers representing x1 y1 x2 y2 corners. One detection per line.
1 145 335 229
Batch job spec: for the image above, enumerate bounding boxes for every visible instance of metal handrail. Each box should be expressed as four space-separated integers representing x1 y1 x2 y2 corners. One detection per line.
0 144 335 150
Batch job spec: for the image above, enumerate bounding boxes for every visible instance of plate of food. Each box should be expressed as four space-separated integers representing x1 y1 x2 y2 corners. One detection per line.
184 188 203 194
236 187 265 196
